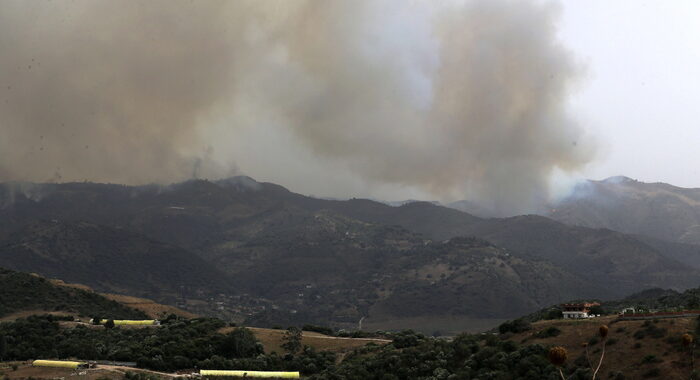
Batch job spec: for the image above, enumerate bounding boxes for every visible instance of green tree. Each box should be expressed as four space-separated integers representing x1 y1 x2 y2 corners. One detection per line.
498 318 531 334
281 327 302 355
0 334 6 360
218 327 261 358
589 305 605 315
547 309 564 319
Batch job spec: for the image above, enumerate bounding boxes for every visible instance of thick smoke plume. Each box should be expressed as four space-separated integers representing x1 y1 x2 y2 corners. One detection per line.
0 0 594 215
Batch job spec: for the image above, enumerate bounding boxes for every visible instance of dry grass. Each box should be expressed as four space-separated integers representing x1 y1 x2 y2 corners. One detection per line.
508 316 698 379
48 278 95 292
218 327 391 355
47 276 195 319
102 294 197 319
0 362 123 380
0 362 187 380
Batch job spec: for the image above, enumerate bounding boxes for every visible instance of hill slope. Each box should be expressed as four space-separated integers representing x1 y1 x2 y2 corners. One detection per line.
0 220 231 303
508 315 695 379
1 178 699 329
549 176 700 245
454 215 699 296
0 267 147 319
228 216 599 326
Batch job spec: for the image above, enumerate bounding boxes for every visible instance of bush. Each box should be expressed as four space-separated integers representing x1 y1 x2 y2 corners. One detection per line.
124 372 162 380
391 330 425 348
589 305 605 315
302 324 334 336
281 327 303 355
643 368 661 378
546 309 563 320
498 318 531 334
218 327 263 358
648 327 667 339
641 355 661 364
635 323 667 339
609 371 625 380
535 326 561 339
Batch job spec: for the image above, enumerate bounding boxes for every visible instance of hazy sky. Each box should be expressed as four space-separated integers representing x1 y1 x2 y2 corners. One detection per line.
2 0 700 211
560 1 700 187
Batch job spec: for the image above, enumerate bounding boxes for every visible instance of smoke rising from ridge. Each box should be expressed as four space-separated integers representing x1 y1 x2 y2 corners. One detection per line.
0 0 594 216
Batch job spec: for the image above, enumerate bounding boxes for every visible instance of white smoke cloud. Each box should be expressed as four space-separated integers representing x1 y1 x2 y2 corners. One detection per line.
0 0 594 216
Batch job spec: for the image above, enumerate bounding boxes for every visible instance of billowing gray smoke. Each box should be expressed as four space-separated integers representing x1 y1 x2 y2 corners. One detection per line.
0 0 594 216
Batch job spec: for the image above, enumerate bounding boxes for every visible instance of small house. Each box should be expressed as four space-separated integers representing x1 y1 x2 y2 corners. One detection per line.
561 302 600 319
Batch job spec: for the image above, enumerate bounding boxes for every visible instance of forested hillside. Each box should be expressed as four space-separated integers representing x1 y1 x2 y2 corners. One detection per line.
0 221 232 303
0 267 146 319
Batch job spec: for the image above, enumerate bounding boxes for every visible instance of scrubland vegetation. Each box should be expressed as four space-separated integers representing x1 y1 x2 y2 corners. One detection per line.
5 313 694 379
0 268 146 320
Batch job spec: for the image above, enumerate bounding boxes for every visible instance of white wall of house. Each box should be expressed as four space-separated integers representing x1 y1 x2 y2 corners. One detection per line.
563 311 588 319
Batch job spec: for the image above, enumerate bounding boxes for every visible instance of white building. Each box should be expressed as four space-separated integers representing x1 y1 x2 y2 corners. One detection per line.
561 302 600 319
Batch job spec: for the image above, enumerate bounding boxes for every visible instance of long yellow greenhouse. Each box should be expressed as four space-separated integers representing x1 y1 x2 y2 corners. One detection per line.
200 370 300 378
32 360 88 369
95 319 158 326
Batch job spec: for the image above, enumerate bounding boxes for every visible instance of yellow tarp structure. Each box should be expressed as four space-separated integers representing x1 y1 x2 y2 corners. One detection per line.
32 360 86 369
98 319 157 325
200 370 300 378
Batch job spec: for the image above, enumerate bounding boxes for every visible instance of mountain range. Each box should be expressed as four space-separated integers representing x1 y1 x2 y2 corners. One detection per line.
1 176 699 331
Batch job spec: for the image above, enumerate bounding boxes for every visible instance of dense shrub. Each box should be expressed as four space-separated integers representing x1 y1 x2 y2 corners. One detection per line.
302 325 335 336
0 315 335 375
641 354 662 364
635 323 667 339
218 328 263 358
389 330 425 348
643 367 661 378
535 326 561 339
308 338 562 380
498 318 532 334
546 309 563 320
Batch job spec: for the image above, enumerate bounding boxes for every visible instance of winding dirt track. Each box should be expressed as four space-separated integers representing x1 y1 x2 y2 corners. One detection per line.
96 364 189 378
